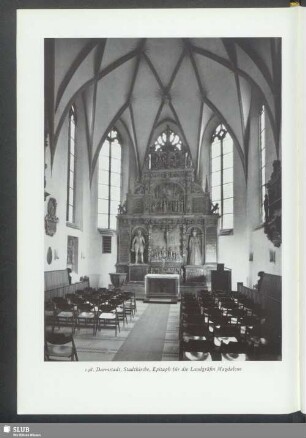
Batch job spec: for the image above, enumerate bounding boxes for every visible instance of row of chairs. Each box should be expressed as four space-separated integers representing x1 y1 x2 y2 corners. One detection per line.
179 290 272 361
45 290 137 337
202 289 262 315
197 289 262 331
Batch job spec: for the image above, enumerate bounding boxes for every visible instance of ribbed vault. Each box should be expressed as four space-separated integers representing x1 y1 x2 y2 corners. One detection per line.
45 37 281 181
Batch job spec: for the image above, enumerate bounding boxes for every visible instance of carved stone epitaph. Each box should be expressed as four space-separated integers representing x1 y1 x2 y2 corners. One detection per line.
264 160 282 247
117 127 219 282
45 197 59 236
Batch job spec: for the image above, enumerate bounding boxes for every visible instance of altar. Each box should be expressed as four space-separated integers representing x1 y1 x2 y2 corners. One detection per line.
144 274 180 303
116 126 219 285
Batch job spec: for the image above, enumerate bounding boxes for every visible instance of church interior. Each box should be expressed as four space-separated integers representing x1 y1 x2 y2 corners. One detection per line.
44 38 282 362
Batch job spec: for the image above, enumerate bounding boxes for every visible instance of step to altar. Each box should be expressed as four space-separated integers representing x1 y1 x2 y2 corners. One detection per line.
143 297 178 304
122 282 208 300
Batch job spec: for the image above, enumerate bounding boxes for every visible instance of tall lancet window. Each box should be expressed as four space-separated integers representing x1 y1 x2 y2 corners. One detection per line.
98 129 122 230
66 105 77 223
259 105 266 222
210 124 234 230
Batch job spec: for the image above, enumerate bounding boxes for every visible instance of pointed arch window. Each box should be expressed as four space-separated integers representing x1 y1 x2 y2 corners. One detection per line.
147 126 191 170
66 105 76 223
154 128 182 151
210 124 234 230
259 105 266 222
98 129 122 230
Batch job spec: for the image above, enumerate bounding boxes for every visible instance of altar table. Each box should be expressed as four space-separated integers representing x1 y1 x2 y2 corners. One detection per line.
144 274 180 303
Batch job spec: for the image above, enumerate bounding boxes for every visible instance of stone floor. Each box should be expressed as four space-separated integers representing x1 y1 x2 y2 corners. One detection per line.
48 301 180 361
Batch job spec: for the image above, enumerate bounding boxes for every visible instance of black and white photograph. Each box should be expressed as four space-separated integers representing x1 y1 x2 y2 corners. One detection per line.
43 37 282 363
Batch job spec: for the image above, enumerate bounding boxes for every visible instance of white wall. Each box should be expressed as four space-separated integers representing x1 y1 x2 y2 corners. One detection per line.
44 96 127 288
246 102 281 287
217 146 249 288
200 99 281 290
200 118 248 289
44 86 138 288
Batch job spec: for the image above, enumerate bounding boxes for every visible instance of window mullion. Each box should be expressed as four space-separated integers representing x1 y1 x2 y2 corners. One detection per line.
67 114 76 223
67 133 70 222
108 140 112 229
73 142 76 223
220 139 224 229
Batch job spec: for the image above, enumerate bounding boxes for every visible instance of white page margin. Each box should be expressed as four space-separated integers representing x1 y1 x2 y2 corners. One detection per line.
17 8 300 415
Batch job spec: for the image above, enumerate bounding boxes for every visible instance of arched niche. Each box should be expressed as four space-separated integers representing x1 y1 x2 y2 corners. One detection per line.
186 225 205 266
130 225 148 265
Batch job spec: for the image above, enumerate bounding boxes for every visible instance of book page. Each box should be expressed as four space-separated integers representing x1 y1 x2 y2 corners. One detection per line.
17 8 300 415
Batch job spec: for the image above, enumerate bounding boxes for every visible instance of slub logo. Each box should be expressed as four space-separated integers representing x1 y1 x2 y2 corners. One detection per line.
2 426 32 434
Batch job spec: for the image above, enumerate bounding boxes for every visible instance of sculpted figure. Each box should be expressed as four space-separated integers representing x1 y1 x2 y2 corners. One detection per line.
131 230 146 264
118 201 127 215
210 202 219 214
188 229 202 265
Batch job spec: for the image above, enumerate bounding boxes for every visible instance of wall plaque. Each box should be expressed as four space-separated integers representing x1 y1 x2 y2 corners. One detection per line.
45 197 59 236
47 247 53 265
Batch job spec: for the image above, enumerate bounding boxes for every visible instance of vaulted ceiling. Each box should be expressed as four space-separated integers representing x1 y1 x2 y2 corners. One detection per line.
45 37 281 181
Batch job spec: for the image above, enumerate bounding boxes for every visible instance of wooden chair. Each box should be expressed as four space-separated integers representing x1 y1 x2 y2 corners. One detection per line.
44 301 57 333
75 303 97 336
65 293 76 302
70 295 85 307
181 324 212 339
180 339 213 361
45 333 78 361
181 301 201 313
214 325 240 338
97 305 120 336
110 296 128 327
52 297 68 310
55 303 76 334
181 314 205 326
122 292 137 320
220 340 248 361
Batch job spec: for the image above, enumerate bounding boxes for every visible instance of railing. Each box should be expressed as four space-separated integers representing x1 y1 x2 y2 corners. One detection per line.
45 279 90 301
237 283 262 305
238 274 281 345
237 274 281 308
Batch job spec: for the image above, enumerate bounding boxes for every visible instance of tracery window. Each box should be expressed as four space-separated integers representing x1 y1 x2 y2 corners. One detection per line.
66 105 76 223
98 129 122 230
154 128 182 151
210 124 234 230
147 126 191 170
